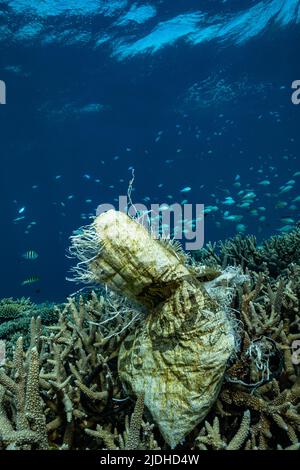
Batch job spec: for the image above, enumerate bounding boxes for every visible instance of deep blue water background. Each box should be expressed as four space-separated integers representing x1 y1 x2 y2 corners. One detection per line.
0 0 299 302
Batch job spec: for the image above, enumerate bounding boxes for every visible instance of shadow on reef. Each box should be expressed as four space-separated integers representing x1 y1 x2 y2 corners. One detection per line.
0 223 299 450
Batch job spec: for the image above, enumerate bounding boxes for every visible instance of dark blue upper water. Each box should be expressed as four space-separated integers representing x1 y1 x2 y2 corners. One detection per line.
0 0 299 301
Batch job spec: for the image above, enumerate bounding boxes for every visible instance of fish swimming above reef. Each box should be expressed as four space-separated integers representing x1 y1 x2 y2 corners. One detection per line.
21 275 40 286
22 250 39 260
180 186 192 193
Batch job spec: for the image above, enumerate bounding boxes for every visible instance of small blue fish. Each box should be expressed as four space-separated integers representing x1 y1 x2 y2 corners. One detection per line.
236 224 246 232
21 275 40 286
180 187 191 193
280 217 295 225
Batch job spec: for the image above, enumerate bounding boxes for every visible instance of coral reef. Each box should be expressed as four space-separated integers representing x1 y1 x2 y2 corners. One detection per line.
194 224 300 277
0 298 58 354
0 293 158 450
0 221 299 450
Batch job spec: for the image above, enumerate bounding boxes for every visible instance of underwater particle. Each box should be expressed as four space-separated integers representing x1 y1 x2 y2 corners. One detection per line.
21 275 40 286
22 250 39 260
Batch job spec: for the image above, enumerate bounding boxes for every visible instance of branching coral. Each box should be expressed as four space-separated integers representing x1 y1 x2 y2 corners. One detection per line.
195 410 251 450
195 225 300 277
0 218 299 451
0 292 159 450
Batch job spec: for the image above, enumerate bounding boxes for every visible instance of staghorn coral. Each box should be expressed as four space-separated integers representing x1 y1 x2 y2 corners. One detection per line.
220 379 300 450
194 224 300 277
208 262 300 450
0 297 33 321
0 292 160 450
85 392 160 450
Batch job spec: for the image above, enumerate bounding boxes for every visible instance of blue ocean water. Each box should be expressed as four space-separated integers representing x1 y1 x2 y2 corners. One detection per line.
0 0 299 302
